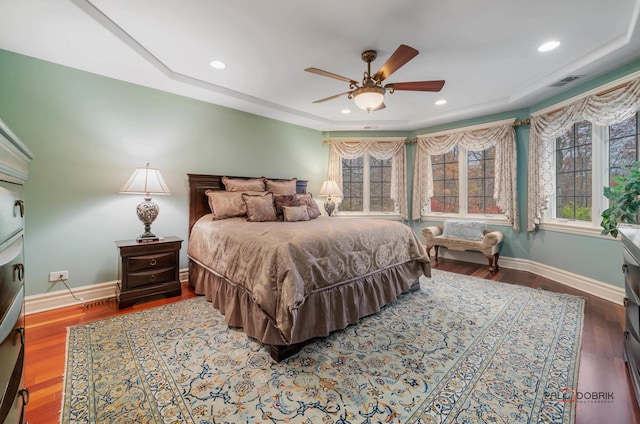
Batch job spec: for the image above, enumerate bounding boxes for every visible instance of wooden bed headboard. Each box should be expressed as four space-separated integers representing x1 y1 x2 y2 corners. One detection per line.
187 174 308 234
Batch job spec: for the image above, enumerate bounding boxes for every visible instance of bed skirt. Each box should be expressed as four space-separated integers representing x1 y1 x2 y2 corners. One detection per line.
189 259 428 346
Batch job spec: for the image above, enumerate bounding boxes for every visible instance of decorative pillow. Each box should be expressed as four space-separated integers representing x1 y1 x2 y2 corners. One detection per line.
282 205 310 222
205 190 266 219
265 178 297 195
442 220 486 240
274 194 300 221
242 192 277 222
296 193 321 219
222 176 266 192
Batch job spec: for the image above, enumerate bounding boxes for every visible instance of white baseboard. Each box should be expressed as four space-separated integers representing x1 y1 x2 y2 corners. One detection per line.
435 250 625 305
26 254 626 316
25 269 190 315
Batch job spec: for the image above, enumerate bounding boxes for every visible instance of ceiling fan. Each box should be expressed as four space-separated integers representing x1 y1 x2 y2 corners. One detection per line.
305 44 445 112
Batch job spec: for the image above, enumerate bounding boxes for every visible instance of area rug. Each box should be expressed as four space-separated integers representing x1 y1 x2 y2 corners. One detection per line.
61 270 584 423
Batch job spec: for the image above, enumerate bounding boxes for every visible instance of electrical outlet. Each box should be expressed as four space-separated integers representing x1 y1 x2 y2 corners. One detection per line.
49 270 69 282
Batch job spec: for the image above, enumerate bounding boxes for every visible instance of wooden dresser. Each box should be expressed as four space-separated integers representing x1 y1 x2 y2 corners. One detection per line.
0 119 33 423
621 227 640 409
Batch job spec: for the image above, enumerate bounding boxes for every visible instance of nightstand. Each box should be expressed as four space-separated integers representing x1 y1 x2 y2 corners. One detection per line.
115 236 183 309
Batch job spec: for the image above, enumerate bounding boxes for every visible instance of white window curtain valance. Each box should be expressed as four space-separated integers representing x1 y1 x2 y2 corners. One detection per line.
527 74 640 231
328 138 408 219
412 121 519 230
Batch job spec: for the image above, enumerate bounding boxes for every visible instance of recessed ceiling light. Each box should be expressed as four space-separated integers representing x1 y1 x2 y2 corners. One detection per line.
435 99 447 105
538 41 560 52
341 109 351 114
210 60 226 69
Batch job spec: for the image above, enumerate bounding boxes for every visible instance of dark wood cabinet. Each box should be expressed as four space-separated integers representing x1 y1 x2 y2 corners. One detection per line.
115 236 183 309
0 118 32 424
621 227 640 409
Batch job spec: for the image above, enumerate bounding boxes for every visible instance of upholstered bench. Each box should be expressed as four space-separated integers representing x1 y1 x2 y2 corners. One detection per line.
422 220 504 271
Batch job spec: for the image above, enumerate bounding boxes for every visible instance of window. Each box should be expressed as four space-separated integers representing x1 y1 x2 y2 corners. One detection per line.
555 121 592 221
609 113 639 186
468 148 501 214
545 111 639 229
429 146 503 217
431 147 459 213
341 157 363 211
341 154 396 213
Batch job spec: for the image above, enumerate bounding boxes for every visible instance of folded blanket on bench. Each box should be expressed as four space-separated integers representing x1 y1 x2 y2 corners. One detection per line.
442 219 486 240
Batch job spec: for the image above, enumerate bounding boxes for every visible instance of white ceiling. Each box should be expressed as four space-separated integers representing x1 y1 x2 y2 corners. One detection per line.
1 0 639 131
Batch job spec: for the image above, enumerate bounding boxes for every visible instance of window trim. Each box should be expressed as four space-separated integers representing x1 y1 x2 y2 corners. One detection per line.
541 116 640 235
421 145 510 222
339 152 400 216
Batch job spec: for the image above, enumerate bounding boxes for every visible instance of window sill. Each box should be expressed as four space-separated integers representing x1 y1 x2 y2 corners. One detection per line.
332 212 402 221
420 214 511 226
538 221 613 238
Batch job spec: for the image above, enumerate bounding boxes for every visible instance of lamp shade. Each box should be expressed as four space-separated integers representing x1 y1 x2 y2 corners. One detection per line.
318 180 343 197
119 164 171 195
353 86 385 111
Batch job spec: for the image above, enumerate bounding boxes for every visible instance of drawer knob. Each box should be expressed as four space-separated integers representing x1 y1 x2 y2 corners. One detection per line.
19 387 29 406
13 263 24 282
149 274 156 282
150 258 157 266
14 200 24 217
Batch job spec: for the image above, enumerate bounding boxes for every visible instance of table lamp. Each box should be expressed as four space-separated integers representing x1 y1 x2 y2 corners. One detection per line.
318 180 343 216
120 163 171 242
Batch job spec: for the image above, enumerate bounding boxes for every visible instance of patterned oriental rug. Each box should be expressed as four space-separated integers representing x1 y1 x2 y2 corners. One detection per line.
61 270 584 423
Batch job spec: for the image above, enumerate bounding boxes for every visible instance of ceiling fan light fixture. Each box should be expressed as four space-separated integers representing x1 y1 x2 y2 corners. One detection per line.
353 86 385 111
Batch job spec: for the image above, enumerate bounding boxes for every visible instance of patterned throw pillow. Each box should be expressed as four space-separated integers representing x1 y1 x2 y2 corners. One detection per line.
282 205 310 222
296 193 321 219
242 192 277 222
274 194 300 221
205 190 266 219
222 176 266 192
265 178 297 195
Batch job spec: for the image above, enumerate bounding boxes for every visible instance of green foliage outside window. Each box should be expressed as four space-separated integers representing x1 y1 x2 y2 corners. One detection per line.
559 202 592 221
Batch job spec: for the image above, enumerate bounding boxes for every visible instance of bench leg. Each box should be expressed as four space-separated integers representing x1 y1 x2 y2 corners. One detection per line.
486 253 500 272
486 255 493 271
434 246 439 261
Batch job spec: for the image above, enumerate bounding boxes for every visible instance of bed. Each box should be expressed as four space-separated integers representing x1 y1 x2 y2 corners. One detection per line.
187 173 431 360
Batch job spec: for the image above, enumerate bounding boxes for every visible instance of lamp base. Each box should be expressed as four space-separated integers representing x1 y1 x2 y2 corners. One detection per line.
324 199 336 217
136 197 160 242
136 232 159 243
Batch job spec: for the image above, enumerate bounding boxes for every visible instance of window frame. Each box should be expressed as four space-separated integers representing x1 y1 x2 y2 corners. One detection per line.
338 152 400 217
540 113 640 238
421 145 511 225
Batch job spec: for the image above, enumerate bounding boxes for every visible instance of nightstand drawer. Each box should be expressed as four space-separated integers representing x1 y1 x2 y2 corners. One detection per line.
128 252 176 273
128 267 175 289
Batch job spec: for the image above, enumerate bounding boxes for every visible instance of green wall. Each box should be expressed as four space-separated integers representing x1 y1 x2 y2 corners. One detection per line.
0 49 326 296
1 47 638 297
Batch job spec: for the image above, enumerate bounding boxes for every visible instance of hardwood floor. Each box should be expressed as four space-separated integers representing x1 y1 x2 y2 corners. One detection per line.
24 262 640 423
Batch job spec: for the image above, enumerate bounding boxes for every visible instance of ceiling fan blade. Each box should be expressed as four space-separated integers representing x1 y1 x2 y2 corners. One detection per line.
305 68 358 84
312 91 351 103
373 44 419 82
372 102 386 111
386 80 445 92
